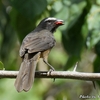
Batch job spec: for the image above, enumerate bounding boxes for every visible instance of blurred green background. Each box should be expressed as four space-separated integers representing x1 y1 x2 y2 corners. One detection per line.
0 0 100 100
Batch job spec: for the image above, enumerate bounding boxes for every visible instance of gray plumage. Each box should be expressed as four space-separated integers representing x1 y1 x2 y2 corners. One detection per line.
14 17 64 92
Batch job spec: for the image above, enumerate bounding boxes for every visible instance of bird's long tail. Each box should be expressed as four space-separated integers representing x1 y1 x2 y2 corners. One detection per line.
14 52 40 92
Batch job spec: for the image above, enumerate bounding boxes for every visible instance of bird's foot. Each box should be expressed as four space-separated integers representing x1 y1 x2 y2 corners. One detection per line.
48 68 55 82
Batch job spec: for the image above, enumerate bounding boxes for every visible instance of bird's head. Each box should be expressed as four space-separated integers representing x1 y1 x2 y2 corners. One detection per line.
37 17 64 32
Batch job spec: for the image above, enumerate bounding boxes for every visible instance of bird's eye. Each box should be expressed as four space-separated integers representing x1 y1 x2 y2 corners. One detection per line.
47 21 51 24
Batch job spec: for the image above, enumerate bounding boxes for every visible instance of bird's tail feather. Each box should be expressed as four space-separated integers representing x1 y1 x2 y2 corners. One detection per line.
14 52 40 92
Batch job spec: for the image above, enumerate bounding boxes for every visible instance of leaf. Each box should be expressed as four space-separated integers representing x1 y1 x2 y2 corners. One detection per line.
64 55 79 70
10 0 47 20
10 8 37 42
10 0 47 42
95 41 100 56
93 56 100 86
0 61 4 70
93 56 100 73
61 1 91 69
86 5 100 49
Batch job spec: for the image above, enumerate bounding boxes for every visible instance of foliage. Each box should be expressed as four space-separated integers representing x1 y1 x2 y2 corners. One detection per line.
0 61 4 70
0 0 100 100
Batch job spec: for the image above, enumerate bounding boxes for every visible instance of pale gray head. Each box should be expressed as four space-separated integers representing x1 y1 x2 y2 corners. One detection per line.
37 17 64 33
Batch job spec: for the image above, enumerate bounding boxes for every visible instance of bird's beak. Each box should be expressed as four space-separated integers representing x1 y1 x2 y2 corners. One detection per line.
55 19 64 25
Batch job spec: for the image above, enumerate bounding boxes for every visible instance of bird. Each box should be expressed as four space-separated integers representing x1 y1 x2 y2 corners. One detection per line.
14 17 64 92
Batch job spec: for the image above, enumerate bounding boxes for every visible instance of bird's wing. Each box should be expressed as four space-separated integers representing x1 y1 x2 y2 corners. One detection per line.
19 30 55 57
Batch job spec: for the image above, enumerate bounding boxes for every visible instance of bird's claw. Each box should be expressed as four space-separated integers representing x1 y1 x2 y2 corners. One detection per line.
48 68 55 82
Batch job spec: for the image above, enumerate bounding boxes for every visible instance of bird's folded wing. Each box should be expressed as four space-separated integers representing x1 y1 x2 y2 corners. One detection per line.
19 32 55 57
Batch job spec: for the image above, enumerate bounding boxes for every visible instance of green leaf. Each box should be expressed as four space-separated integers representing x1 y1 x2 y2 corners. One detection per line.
0 61 4 70
62 1 91 69
95 41 100 56
10 0 47 20
86 5 100 48
64 55 79 70
10 0 47 42
93 56 100 86
93 56 100 73
10 8 37 42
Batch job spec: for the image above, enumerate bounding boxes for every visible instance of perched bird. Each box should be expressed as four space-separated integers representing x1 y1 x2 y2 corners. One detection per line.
15 17 64 92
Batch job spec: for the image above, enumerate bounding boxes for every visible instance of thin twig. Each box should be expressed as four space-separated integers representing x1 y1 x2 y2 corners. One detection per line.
73 62 78 72
0 70 100 81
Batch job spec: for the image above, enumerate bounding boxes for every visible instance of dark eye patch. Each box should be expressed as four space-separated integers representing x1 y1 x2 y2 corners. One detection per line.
47 20 51 23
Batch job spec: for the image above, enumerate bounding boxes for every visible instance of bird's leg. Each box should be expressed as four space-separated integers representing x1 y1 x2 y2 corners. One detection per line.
43 58 55 81
43 58 55 71
42 50 56 81
42 50 55 71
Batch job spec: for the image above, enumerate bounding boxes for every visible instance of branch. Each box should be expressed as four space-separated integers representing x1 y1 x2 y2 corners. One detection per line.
0 70 100 81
